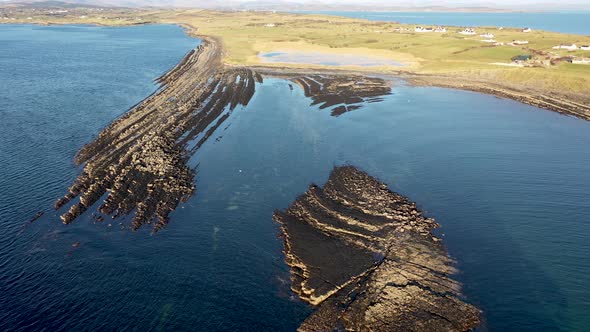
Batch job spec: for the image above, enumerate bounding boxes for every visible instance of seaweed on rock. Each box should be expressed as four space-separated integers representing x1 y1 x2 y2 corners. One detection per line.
291 75 391 116
274 166 481 331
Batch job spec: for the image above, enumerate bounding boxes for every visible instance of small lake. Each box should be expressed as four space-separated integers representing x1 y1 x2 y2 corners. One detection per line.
1 24 590 331
297 11 590 35
260 51 404 67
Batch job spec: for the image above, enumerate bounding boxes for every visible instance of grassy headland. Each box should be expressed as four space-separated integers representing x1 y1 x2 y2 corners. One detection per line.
3 7 590 119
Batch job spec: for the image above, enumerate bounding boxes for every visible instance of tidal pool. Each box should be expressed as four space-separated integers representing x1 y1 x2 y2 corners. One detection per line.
260 50 404 67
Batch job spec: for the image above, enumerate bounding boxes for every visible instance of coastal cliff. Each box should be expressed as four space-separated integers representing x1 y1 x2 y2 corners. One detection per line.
274 166 481 331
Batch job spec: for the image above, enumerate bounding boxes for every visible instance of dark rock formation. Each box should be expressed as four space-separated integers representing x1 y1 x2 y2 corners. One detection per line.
291 75 391 116
274 166 481 331
54 37 261 232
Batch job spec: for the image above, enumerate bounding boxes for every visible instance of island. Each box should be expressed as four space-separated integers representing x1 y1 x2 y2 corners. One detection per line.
274 166 481 331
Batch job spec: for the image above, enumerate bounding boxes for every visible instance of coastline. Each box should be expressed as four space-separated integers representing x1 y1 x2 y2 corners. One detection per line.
3 12 590 122
246 63 590 121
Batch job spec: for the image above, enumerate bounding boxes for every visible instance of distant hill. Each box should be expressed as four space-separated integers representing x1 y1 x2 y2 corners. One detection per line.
1 1 108 8
1 0 588 11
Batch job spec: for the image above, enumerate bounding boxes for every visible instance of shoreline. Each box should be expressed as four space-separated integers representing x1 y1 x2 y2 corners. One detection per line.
2 16 589 122
245 64 590 121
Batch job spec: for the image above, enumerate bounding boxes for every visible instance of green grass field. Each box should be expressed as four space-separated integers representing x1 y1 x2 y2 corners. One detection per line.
4 8 590 98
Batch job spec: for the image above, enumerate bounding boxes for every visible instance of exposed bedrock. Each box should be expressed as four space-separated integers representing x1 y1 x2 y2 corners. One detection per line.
274 166 481 331
291 75 391 116
54 37 262 232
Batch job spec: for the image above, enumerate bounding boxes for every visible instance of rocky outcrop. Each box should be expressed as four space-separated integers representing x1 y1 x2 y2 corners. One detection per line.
291 75 391 116
274 166 481 331
54 37 261 232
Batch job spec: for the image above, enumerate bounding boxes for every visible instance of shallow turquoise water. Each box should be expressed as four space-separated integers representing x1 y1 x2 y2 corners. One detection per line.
1 24 590 331
297 11 590 35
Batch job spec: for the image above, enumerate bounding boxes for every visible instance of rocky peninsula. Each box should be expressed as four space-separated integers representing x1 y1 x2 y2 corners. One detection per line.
54 37 261 232
274 166 481 331
51 35 394 232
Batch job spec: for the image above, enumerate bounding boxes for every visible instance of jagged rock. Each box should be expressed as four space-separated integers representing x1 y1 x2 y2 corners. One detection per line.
53 37 260 232
274 166 481 331
291 75 391 116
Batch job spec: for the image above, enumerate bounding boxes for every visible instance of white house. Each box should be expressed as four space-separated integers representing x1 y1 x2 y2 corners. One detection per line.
581 45 590 51
480 33 495 39
553 44 578 51
459 28 476 35
522 27 532 33
264 23 276 28
512 40 529 45
415 26 434 33
434 26 447 33
481 39 497 43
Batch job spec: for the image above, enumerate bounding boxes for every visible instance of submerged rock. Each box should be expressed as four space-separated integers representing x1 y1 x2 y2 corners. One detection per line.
274 166 481 331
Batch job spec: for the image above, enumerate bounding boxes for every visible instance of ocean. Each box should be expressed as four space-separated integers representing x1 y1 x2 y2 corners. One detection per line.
1 24 590 331
297 11 590 35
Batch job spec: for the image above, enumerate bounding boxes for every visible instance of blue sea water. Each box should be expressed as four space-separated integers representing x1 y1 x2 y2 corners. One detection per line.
298 11 590 35
1 24 590 331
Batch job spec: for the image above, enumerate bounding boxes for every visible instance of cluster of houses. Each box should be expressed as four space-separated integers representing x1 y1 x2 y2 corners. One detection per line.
552 44 590 51
459 28 476 35
414 26 447 33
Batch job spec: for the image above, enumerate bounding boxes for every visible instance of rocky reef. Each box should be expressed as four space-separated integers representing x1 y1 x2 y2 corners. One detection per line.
290 75 391 116
54 37 261 232
274 166 481 331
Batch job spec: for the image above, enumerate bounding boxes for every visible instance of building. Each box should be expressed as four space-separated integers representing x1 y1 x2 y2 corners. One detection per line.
264 23 276 28
512 40 529 45
581 45 590 51
481 39 497 43
512 54 532 64
434 26 447 33
415 26 434 33
553 44 578 51
459 28 476 35
522 27 532 33
572 58 590 65
480 33 495 38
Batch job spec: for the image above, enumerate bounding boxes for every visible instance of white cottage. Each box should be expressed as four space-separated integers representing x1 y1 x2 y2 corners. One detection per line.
553 44 578 51
512 40 529 45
